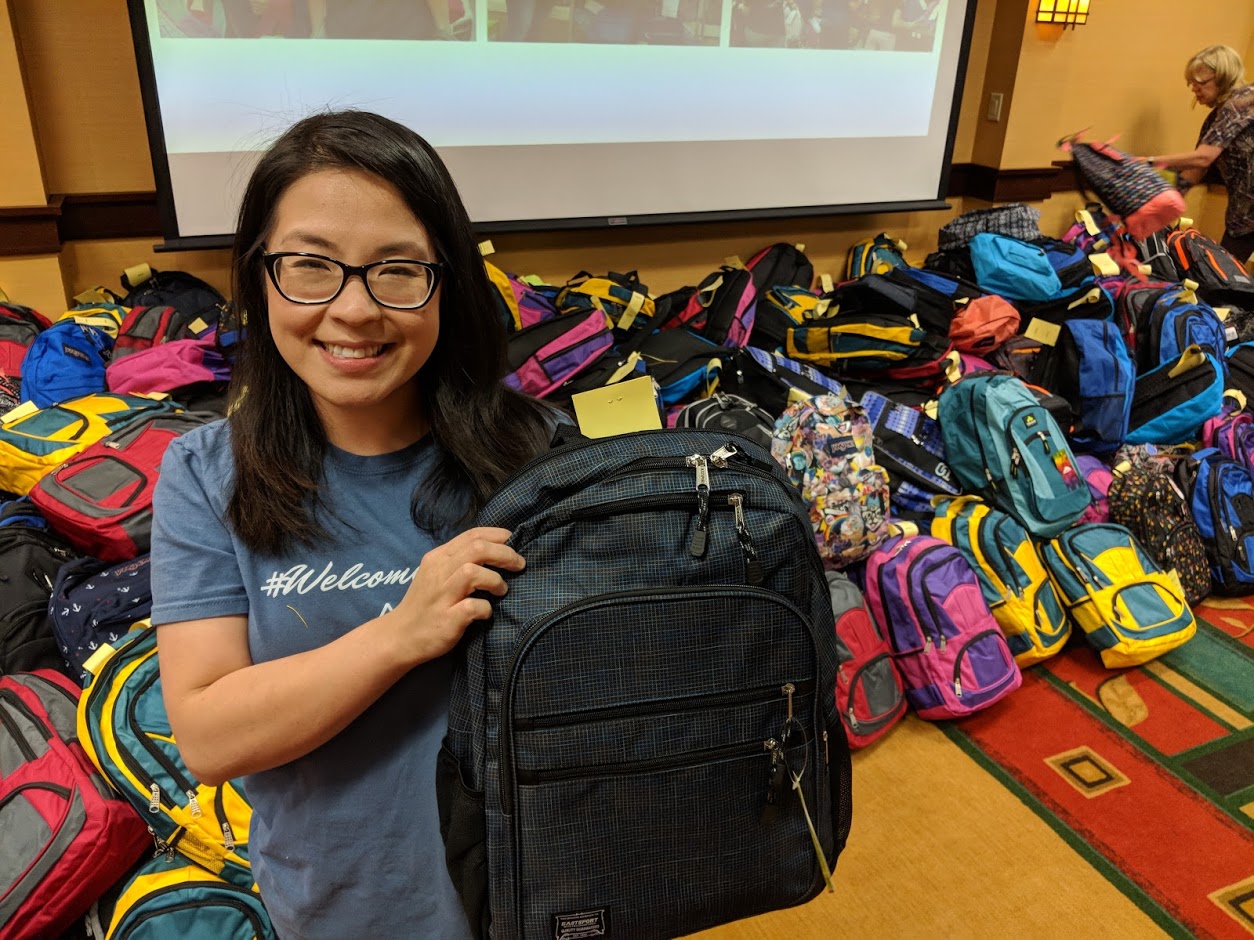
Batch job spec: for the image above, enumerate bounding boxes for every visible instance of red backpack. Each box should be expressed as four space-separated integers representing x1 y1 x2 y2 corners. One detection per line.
30 411 208 561
0 303 51 378
827 570 906 748
0 670 149 938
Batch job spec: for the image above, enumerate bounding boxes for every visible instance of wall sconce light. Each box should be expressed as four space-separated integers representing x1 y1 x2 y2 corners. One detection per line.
1037 0 1090 27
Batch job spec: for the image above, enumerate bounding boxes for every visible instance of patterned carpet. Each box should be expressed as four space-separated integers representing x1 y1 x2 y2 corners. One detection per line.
943 599 1254 939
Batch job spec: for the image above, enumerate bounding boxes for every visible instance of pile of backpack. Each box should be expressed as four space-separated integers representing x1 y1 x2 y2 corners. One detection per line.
485 203 1254 754
0 268 265 939
4 203 1254 937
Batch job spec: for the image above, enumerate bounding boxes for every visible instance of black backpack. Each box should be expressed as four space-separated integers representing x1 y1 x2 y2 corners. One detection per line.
439 429 851 940
0 501 78 676
119 266 227 322
744 242 815 304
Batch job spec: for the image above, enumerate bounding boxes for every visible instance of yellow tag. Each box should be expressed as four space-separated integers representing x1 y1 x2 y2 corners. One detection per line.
787 386 811 404
477 239 495 257
895 239 908 252
72 287 112 306
794 243 805 253
811 298 831 319
123 263 153 288
1139 264 1152 276
1067 288 1102 311
616 292 646 331
1214 306 1231 322
189 317 210 335
1024 318 1061 346
520 275 545 287
571 375 662 439
1089 252 1120 277
698 276 723 306
1180 279 1199 304
1114 460 1132 474
1 399 39 423
1077 209 1099 236
1166 568 1184 598
1179 217 1193 229
1168 345 1206 378
135 390 171 400
923 399 939 421
81 643 117 677
943 351 961 386
606 351 642 385
723 255 745 269
889 521 919 538
820 273 834 293
1226 388 1248 411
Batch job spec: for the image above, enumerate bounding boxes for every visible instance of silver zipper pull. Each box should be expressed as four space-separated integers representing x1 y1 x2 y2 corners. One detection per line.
709 443 739 468
954 676 963 697
186 789 201 818
847 708 859 731
686 455 711 557
148 783 161 813
222 821 236 852
823 730 830 766
783 682 795 724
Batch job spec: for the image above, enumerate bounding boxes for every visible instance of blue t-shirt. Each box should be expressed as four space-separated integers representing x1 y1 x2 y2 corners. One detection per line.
149 420 473 940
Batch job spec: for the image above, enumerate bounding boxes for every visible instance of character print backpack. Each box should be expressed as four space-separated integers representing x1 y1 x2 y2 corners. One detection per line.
771 394 891 569
439 428 851 940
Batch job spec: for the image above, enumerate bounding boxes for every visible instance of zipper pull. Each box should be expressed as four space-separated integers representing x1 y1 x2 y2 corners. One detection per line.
760 738 791 824
686 454 711 558
824 730 830 766
148 783 161 813
709 443 739 468
954 676 963 698
783 682 795 724
729 493 764 584
847 707 859 731
186 789 202 818
222 821 236 852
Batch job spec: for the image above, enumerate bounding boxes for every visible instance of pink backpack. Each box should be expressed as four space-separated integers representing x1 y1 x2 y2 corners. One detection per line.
105 334 231 396
864 533 1021 720
1060 136 1187 240
1075 454 1114 524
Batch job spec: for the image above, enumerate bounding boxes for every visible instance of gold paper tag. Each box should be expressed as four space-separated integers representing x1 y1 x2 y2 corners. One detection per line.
1089 252 1120 277
820 273 834 293
1 400 39 423
477 240 495 256
1024 318 1061 346
571 375 662 438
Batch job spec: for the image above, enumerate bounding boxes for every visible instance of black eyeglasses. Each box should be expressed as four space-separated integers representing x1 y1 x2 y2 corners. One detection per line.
262 251 444 310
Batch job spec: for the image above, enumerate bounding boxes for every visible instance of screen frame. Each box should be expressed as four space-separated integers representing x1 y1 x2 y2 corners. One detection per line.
127 0 978 251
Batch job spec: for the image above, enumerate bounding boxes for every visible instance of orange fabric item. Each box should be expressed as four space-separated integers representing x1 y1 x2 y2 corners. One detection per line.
949 295 1021 354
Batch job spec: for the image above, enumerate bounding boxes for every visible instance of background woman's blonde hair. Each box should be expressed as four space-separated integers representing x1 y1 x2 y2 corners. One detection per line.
1184 45 1246 102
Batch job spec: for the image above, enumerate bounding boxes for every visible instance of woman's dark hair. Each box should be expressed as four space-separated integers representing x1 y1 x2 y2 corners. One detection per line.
227 109 554 553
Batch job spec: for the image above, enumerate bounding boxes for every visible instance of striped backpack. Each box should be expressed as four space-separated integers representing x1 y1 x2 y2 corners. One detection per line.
1060 137 1187 240
77 625 255 889
1040 523 1196 667
931 496 1071 667
771 394 891 569
99 855 274 940
864 532 1022 719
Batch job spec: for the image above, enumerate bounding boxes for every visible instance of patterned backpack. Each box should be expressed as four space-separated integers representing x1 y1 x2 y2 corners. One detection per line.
1107 462 1211 606
771 394 891 569
1059 137 1187 239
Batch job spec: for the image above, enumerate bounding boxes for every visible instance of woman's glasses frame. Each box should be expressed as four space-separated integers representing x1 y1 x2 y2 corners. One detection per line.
261 250 444 310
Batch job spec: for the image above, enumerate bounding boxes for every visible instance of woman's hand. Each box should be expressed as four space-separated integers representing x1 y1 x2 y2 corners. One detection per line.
390 526 526 665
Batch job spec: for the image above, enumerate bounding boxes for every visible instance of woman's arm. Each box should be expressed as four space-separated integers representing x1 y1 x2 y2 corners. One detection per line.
1150 143 1224 171
160 527 524 785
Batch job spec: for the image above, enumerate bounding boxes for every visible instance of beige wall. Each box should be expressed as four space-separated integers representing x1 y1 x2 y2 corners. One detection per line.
1001 1 1254 169
0 0 1247 312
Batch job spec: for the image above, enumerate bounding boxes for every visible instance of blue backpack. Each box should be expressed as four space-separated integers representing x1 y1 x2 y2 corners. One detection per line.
1054 319 1134 455
968 234 1063 302
20 320 113 408
1137 284 1226 372
1176 448 1254 595
1126 346 1224 445
938 373 1091 537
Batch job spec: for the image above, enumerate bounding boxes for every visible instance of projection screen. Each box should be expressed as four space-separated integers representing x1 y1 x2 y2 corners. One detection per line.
129 0 975 245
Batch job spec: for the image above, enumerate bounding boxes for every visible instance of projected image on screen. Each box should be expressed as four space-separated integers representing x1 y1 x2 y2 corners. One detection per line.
131 0 970 238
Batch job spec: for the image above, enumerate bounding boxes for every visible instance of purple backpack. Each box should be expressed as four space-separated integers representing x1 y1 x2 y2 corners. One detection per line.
864 533 1021 720
1075 454 1114 524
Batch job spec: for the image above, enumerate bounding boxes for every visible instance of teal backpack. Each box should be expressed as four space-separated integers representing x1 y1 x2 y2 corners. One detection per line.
938 373 1091 538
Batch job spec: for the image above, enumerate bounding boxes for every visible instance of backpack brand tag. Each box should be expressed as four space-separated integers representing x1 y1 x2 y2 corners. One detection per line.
552 909 608 939
62 343 91 363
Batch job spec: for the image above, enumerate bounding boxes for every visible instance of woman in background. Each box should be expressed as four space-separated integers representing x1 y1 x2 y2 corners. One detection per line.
151 110 557 938
1146 45 1254 267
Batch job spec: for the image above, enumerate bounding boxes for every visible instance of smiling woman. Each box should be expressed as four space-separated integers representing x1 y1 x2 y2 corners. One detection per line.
144 111 561 940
